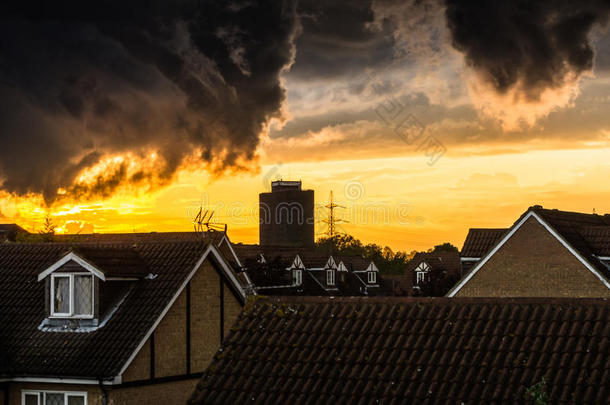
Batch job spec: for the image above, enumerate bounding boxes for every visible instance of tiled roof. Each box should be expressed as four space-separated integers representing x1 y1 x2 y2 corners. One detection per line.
190 297 610 404
234 244 378 295
528 207 610 279
531 207 610 251
70 246 150 278
580 226 610 257
334 255 371 271
53 230 224 244
233 245 371 271
460 228 507 258
0 239 243 379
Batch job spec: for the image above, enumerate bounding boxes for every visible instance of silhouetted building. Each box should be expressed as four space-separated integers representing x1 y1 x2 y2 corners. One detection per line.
0 223 27 242
259 181 314 248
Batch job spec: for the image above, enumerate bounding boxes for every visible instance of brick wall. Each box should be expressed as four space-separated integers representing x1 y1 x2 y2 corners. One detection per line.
122 339 150 382
456 216 610 297
107 379 199 405
155 290 187 378
223 282 243 339
119 255 244 391
190 260 222 373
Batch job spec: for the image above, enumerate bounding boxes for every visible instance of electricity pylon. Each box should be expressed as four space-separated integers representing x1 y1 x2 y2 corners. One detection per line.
322 191 348 238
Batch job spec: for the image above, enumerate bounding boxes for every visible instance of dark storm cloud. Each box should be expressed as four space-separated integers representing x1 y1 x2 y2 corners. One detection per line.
288 0 396 80
444 0 610 99
0 0 298 202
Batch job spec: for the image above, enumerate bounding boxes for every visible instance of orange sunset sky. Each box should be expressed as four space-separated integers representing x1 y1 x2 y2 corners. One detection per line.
2 2 610 252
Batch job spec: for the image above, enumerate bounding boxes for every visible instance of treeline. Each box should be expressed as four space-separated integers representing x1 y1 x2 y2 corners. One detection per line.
314 234 457 275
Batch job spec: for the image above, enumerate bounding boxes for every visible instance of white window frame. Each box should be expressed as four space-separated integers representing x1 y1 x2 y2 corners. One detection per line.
50 273 94 319
415 262 430 285
367 271 376 284
22 390 87 405
327 269 335 286
293 269 302 285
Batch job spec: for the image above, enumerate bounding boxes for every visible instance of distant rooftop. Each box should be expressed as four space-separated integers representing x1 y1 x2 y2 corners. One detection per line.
271 180 302 192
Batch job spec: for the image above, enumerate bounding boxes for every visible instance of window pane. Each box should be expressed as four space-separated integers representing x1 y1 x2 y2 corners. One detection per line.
54 277 70 314
45 393 65 405
24 393 39 405
67 395 85 405
74 275 93 316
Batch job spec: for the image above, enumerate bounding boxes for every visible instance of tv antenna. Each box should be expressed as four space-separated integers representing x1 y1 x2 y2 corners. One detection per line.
193 207 227 240
322 191 348 238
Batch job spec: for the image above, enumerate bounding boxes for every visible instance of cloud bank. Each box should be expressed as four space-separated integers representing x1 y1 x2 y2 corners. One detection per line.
444 0 610 129
0 0 298 202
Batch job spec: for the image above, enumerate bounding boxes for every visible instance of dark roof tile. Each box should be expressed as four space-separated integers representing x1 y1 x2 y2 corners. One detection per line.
190 296 610 404
460 228 507 258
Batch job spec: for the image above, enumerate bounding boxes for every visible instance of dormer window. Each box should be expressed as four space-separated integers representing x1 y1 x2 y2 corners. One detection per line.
364 262 379 285
38 247 148 330
51 273 93 318
327 269 335 285
415 262 430 285
293 268 302 285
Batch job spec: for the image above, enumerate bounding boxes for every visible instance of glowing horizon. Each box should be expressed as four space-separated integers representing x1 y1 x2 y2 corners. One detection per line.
2 2 610 253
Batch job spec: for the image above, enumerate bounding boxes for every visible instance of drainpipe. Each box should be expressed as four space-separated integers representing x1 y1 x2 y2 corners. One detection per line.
98 380 108 405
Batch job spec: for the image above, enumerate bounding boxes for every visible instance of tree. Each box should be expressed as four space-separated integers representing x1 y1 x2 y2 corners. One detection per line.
315 235 412 275
428 242 458 253
15 216 57 243
39 215 56 242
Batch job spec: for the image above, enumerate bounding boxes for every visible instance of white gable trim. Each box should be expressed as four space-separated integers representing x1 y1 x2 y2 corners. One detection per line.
447 211 610 297
37 252 106 282
416 262 430 272
325 256 337 269
115 243 246 380
0 377 116 385
218 233 253 286
337 261 348 272
287 254 305 270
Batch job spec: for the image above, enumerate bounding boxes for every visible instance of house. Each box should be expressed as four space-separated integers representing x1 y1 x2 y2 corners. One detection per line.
407 251 461 296
0 231 252 405
0 224 28 242
233 244 381 296
189 296 610 404
449 206 610 297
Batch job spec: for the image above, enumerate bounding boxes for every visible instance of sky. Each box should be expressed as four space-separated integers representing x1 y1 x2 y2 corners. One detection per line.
2 0 610 252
